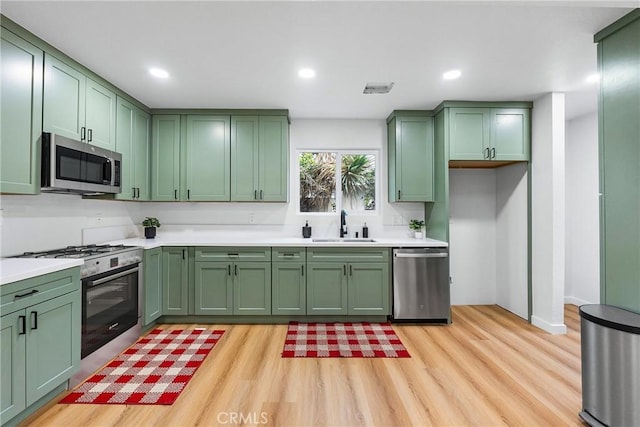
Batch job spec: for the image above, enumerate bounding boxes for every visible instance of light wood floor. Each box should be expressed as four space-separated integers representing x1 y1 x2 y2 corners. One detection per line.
24 305 584 427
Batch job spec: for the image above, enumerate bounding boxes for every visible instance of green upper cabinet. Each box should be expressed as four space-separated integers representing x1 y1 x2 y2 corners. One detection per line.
43 54 116 150
231 115 288 202
387 113 434 202
184 115 231 201
116 97 150 201
596 10 640 314
151 115 181 201
0 30 43 195
448 106 530 162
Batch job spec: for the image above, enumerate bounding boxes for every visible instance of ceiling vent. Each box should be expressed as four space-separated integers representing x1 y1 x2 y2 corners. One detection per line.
363 82 394 94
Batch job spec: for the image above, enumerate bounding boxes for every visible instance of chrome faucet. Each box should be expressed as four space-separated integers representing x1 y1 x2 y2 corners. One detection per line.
340 209 348 238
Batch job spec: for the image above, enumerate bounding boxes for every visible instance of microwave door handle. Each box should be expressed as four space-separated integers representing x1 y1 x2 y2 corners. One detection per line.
103 158 112 183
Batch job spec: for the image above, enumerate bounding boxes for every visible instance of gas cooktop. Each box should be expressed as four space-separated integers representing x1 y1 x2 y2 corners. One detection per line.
14 244 137 259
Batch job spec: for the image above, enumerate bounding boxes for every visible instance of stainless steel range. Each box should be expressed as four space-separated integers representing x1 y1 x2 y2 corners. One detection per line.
14 244 143 385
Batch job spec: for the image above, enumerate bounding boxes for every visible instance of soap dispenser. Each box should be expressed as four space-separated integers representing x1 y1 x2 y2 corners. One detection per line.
362 222 369 238
302 220 312 238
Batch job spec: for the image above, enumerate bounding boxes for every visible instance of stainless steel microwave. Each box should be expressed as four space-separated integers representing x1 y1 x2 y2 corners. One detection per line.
41 133 121 195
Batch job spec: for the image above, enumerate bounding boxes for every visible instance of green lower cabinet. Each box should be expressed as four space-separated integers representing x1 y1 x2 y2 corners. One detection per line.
194 261 271 315
0 289 80 426
143 248 162 325
194 262 233 315
234 263 271 315
272 262 306 315
0 310 26 424
162 247 189 315
347 263 390 315
306 262 349 315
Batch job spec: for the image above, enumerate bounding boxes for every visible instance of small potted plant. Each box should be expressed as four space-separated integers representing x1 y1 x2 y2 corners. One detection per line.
142 217 161 239
409 219 425 239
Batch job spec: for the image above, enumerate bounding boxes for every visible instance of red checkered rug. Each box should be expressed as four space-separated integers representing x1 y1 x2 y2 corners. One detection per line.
60 328 224 405
282 322 410 358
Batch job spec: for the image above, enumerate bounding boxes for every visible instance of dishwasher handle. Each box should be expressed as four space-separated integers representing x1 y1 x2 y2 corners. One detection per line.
394 252 448 259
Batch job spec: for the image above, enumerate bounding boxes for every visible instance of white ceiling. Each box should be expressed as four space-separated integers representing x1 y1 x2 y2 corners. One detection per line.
1 1 635 120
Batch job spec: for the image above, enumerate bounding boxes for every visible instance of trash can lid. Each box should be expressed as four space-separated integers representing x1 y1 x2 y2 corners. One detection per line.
580 304 640 334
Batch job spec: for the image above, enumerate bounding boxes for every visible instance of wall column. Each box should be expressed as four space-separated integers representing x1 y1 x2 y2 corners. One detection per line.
531 92 567 334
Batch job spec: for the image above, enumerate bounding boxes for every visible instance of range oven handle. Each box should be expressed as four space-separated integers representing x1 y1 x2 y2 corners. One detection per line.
87 265 139 288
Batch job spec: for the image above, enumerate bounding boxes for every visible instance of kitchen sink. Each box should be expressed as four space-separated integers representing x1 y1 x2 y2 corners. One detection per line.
312 238 376 243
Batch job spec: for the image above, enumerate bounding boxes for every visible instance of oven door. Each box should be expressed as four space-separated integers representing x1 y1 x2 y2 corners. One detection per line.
82 264 139 358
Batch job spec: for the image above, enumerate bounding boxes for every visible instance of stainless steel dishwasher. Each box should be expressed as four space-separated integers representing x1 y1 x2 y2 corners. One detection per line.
392 248 450 323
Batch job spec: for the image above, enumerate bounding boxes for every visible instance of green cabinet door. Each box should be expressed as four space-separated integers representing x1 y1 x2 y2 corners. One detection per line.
272 262 306 315
116 98 150 201
0 310 26 425
25 290 80 406
184 115 231 201
151 115 181 201
133 108 151 200
492 109 530 161
234 262 271 315
194 262 233 315
449 108 491 160
259 116 289 202
0 30 43 195
162 247 189 315
143 248 162 325
306 262 348 315
388 115 434 202
85 78 116 150
230 116 259 201
43 54 85 141
115 97 135 200
598 15 640 313
347 262 390 315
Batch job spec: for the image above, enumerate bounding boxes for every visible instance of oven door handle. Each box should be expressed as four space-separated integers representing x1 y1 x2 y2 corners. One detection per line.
87 266 139 287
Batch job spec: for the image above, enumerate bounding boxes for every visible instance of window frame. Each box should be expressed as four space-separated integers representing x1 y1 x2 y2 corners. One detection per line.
297 149 380 216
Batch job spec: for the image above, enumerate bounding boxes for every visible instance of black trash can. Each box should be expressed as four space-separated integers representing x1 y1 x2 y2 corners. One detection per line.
579 304 640 427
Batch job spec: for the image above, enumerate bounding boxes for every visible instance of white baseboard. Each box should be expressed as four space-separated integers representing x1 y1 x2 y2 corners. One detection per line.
564 296 595 307
531 315 567 335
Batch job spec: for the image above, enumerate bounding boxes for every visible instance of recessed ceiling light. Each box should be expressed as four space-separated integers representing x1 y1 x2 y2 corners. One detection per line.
585 73 600 84
298 68 316 79
149 67 169 79
443 69 462 80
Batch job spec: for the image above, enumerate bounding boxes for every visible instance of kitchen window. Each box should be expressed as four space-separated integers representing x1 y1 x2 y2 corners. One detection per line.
299 151 377 214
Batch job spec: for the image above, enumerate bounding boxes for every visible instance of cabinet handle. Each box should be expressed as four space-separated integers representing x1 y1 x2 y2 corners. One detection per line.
136 188 140 199
187 189 191 200
81 127 86 141
484 148 490 159
30 311 38 330
87 128 93 142
491 148 496 159
260 190 263 200
182 249 185 260
301 265 304 276
349 265 353 276
18 315 26 335
132 187 136 198
234 265 238 276
174 189 178 200
14 289 38 299
343 265 347 275
398 190 401 200
254 190 257 200
228 265 231 276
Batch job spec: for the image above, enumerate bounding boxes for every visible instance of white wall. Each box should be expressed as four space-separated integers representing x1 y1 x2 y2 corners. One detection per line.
565 112 600 305
0 193 140 256
1 119 424 256
449 169 497 305
531 92 567 334
496 162 529 319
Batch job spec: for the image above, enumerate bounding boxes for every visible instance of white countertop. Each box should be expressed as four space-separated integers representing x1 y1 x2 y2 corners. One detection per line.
0 258 83 286
106 235 449 249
